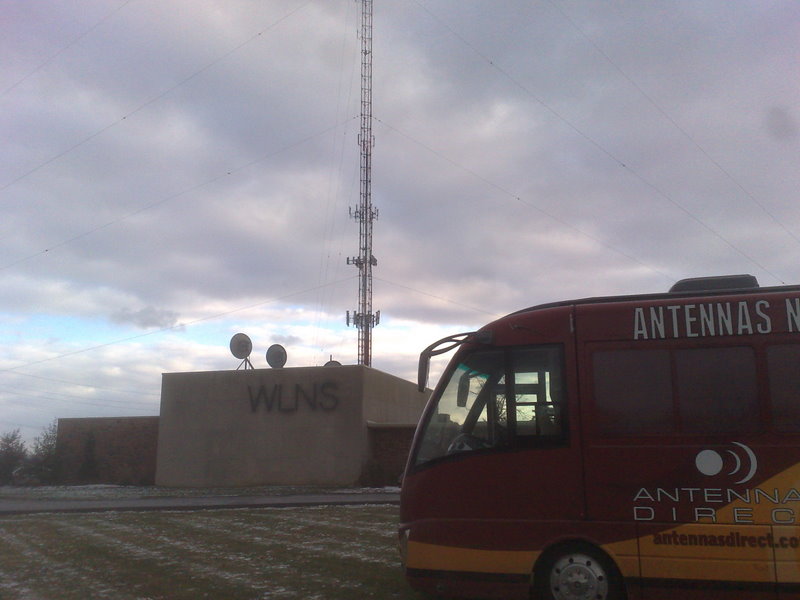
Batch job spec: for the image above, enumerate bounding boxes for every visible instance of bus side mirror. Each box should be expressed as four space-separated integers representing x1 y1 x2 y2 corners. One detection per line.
417 331 484 393
418 353 431 392
457 374 470 408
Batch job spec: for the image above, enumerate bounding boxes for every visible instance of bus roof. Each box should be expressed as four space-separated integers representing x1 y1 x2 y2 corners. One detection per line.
507 275 800 318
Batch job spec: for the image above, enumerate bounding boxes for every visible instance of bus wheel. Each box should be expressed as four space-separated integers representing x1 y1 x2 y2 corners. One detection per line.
534 543 624 600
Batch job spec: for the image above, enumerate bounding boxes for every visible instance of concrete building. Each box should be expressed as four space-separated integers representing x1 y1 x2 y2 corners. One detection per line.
155 365 428 487
55 365 428 487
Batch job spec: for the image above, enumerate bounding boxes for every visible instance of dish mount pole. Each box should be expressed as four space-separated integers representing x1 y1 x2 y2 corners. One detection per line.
347 0 379 366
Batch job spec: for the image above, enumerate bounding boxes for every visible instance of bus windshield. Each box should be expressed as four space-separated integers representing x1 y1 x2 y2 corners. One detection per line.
414 349 506 466
413 345 564 467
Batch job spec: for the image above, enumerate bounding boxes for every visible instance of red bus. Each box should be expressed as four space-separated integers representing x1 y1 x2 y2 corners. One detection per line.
399 275 800 600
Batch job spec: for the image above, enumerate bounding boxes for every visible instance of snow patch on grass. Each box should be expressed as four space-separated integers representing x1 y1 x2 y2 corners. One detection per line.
0 505 412 599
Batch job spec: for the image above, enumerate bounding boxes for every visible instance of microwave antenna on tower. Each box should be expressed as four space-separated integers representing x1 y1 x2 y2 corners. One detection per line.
347 0 380 366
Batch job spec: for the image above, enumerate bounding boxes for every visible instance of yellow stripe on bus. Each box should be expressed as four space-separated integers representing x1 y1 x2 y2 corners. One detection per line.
770 525 800 583
603 538 640 579
638 523 775 582
406 521 793 585
406 540 539 575
640 556 775 583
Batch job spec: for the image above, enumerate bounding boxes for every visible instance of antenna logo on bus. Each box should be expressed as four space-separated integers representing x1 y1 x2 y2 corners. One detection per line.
695 442 758 484
631 443 800 525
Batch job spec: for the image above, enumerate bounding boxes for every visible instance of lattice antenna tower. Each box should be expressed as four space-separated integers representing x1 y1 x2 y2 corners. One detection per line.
346 0 380 366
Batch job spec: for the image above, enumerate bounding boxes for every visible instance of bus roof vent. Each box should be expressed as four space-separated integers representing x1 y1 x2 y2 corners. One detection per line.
669 274 760 293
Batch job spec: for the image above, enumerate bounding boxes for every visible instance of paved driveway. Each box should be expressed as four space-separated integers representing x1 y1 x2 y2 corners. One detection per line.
0 491 399 514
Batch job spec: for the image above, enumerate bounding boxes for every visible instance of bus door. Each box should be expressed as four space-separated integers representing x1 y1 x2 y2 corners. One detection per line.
402 308 585 592
406 340 584 514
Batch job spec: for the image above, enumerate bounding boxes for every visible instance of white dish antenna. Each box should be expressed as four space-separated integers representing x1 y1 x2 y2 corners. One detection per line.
230 333 254 369
266 344 287 368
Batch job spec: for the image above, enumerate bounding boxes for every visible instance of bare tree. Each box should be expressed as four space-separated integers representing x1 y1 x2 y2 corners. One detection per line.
29 421 59 484
0 429 27 485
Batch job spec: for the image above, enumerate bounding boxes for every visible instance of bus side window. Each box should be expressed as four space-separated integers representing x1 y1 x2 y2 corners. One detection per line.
593 346 759 436
593 349 673 435
765 344 800 432
511 347 565 440
676 347 758 434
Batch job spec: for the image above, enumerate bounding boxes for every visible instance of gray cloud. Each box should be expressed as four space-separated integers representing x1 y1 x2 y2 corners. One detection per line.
765 106 799 142
110 307 180 330
2 0 799 439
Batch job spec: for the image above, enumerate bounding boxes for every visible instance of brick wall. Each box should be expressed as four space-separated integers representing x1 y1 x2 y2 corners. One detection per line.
363 424 416 486
56 417 159 486
55 414 415 488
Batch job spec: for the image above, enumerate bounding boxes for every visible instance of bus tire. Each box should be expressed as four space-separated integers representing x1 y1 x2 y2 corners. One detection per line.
533 542 625 600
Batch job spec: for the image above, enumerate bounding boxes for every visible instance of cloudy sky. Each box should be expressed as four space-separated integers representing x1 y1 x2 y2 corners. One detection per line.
1 0 798 443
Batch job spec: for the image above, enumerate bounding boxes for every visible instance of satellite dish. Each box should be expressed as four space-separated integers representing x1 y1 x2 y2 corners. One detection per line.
266 344 287 368
229 333 253 360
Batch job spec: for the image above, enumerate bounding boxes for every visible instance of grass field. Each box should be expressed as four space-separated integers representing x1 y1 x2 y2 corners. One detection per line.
0 504 426 599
